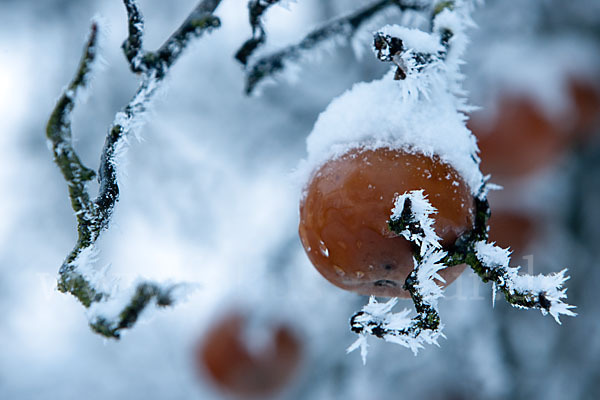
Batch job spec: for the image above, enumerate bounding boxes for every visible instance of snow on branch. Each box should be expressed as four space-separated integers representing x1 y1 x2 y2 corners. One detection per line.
472 242 576 323
46 22 99 250
373 24 449 80
243 0 426 94
235 0 283 66
444 184 576 323
46 0 222 339
348 191 447 363
349 182 576 362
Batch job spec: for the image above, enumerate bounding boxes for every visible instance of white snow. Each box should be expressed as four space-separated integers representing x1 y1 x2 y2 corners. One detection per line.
378 24 443 54
300 5 483 195
474 241 511 268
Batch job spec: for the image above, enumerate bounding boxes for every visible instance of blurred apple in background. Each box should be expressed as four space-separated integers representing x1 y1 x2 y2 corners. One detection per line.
569 78 600 141
468 80 600 181
468 95 569 180
195 311 303 398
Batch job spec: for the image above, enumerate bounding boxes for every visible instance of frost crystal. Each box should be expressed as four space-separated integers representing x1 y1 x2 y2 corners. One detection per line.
391 190 442 254
414 247 447 307
474 241 511 268
348 296 445 364
348 192 448 362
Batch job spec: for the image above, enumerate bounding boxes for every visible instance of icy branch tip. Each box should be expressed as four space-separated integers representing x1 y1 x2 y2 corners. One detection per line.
348 296 445 363
473 241 577 324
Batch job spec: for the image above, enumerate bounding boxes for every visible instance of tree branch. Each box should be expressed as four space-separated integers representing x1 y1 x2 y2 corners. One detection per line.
348 191 447 362
46 22 99 247
235 0 282 66
439 188 575 321
122 0 221 77
47 0 222 338
243 0 425 94
349 179 574 362
89 282 182 337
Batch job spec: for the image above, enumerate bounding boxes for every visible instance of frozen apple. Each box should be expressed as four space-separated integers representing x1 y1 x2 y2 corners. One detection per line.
299 147 475 298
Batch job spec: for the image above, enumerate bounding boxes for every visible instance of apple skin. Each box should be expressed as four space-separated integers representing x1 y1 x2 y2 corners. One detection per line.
299 147 474 298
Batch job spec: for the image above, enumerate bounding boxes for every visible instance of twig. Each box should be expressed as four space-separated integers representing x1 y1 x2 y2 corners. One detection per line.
349 182 575 362
440 189 575 321
348 191 447 363
90 282 182 337
122 0 221 77
46 0 222 338
243 0 426 94
235 0 282 65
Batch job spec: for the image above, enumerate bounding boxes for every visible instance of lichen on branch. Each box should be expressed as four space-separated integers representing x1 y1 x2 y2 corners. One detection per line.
46 0 222 339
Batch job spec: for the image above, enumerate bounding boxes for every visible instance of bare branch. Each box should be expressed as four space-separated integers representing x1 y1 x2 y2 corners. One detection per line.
46 22 99 246
235 0 282 65
89 282 183 338
244 0 426 94
47 0 222 338
122 0 221 77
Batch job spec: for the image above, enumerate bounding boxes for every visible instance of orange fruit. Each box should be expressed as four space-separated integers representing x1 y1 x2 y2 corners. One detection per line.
299 147 475 297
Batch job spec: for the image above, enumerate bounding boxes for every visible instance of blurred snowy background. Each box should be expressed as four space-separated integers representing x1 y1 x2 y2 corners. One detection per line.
0 0 599 399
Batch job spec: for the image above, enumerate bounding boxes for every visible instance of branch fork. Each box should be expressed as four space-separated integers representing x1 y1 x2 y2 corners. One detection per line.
239 0 426 94
348 185 575 363
46 0 222 338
